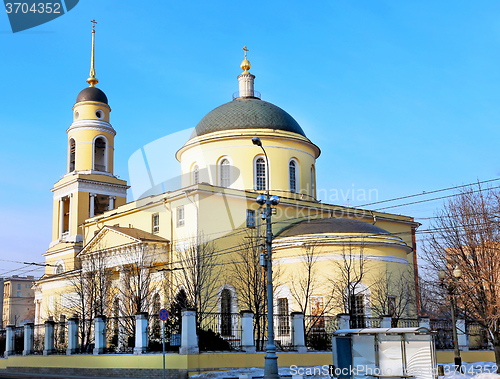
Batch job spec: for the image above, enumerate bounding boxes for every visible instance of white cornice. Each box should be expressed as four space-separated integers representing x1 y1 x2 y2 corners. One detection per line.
67 120 116 136
52 178 128 199
274 254 409 266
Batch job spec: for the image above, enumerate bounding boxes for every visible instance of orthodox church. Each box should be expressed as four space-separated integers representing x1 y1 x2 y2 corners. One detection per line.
34 29 420 330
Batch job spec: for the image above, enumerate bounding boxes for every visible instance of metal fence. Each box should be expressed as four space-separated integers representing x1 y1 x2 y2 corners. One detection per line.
305 315 337 351
147 314 180 352
199 313 242 351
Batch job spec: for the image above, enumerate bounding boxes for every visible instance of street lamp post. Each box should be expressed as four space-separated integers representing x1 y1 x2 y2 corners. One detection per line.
252 136 280 379
438 265 463 371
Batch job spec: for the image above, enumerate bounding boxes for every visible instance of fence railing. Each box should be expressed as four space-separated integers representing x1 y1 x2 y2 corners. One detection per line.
0 314 494 355
199 312 242 351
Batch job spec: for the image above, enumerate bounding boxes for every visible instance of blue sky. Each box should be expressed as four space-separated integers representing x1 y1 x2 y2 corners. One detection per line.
2 0 500 277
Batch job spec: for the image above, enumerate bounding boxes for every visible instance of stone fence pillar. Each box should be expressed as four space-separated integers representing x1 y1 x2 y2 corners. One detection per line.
180 308 198 355
418 316 430 329
93 315 106 355
291 312 307 353
134 312 148 355
240 310 255 353
66 317 79 355
456 319 468 351
380 315 392 329
43 320 56 355
5 325 15 357
23 323 34 355
336 314 350 330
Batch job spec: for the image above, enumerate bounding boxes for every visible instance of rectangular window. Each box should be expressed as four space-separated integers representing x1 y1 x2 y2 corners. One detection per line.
277 298 290 336
17 284 21 290
152 213 160 233
350 294 366 328
177 206 185 227
246 209 256 228
17 291 21 297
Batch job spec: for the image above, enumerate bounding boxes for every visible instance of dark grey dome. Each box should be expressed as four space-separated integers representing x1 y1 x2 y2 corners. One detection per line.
276 217 392 238
76 86 108 104
191 98 306 138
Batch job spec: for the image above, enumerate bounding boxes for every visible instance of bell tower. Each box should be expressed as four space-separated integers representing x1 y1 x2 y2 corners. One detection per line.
44 21 128 274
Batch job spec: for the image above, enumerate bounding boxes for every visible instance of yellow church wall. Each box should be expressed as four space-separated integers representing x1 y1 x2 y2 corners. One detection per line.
68 128 115 173
73 101 110 123
178 131 317 197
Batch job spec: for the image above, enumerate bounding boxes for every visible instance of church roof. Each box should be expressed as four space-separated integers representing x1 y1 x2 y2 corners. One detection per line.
76 86 108 104
276 217 393 238
105 226 169 242
191 98 306 139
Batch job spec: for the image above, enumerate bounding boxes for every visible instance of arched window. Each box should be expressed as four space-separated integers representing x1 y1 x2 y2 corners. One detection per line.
55 264 63 274
220 159 230 187
93 137 106 172
69 139 76 172
221 289 232 336
254 157 267 191
193 165 199 185
311 165 315 196
289 160 297 193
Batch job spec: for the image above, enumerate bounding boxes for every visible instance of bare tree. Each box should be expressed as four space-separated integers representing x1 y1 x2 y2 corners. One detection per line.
229 229 267 349
289 242 335 335
66 247 112 351
370 268 417 325
117 243 164 347
423 184 500 369
329 240 371 328
175 233 222 326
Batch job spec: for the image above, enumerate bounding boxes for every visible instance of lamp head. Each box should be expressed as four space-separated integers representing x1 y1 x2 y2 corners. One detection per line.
453 265 462 279
270 195 280 206
437 270 446 281
252 137 262 147
256 194 266 205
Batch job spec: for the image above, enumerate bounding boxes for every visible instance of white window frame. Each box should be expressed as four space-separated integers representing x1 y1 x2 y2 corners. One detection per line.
68 138 76 173
253 155 268 191
152 213 160 234
289 158 299 193
192 164 200 185
246 209 256 228
177 206 185 227
218 157 232 188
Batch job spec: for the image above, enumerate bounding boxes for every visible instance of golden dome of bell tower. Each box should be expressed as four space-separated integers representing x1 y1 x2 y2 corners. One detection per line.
45 20 128 274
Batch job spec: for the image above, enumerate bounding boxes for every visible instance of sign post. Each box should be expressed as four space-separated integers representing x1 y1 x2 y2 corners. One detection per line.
159 309 169 379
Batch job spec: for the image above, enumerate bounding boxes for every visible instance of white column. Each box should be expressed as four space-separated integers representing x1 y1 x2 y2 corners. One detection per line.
23 323 34 355
418 316 430 329
34 301 40 326
89 194 95 217
291 312 307 353
68 194 72 235
134 312 148 355
380 315 392 329
337 313 350 330
59 198 64 238
5 324 15 357
66 317 79 355
117 267 126 351
43 320 55 355
457 319 468 351
180 308 198 355
240 310 255 354
109 196 115 210
93 315 106 355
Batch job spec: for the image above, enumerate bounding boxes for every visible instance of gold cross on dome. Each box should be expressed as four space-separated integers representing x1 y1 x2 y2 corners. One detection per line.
243 46 248 59
91 19 97 30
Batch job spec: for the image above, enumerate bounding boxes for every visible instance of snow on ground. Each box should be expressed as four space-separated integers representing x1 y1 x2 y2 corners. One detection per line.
190 362 500 379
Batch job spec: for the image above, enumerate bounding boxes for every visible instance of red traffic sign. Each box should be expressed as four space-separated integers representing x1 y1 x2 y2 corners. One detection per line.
159 308 169 321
